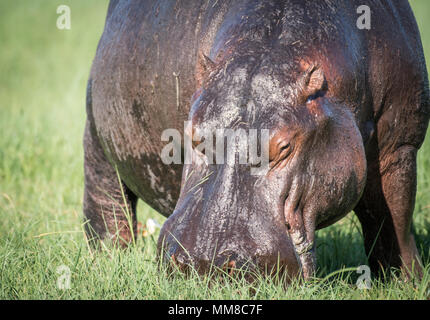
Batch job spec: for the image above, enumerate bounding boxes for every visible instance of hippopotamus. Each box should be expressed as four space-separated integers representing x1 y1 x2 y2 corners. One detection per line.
83 0 429 279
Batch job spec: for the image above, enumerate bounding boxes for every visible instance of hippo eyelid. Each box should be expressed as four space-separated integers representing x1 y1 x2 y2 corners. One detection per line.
306 90 325 103
273 142 293 165
279 142 293 157
280 142 290 151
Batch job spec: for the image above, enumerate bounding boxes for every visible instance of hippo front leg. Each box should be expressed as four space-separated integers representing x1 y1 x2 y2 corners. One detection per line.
83 120 138 248
83 80 138 248
355 144 423 278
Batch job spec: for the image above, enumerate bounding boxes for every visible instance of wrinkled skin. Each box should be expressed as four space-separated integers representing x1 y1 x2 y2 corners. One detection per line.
84 0 429 279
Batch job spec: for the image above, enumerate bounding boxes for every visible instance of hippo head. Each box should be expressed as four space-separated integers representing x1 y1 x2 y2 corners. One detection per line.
158 44 367 279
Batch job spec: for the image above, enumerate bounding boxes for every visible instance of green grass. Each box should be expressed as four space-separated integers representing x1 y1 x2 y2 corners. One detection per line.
0 0 430 300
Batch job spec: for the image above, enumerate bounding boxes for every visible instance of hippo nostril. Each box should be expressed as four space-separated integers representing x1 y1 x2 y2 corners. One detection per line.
169 253 191 272
169 254 182 271
228 261 236 276
222 260 236 276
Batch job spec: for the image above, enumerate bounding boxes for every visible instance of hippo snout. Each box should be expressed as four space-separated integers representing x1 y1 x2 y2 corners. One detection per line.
157 191 302 279
160 233 301 279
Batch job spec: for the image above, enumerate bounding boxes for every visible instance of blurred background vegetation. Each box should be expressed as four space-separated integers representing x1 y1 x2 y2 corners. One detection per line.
0 0 429 299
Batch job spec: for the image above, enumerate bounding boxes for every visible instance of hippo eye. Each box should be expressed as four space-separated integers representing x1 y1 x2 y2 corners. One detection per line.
278 142 292 161
280 143 290 153
269 141 293 170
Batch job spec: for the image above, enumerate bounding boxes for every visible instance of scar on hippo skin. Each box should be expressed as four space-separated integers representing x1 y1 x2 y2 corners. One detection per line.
173 72 180 110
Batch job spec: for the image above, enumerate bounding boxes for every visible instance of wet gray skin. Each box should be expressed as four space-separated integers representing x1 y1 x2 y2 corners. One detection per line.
159 52 367 278
85 0 429 280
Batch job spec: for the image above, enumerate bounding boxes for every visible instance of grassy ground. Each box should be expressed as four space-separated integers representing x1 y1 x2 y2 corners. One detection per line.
0 0 430 300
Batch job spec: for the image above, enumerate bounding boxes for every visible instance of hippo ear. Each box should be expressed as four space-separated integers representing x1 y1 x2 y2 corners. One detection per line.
307 65 325 92
200 54 217 73
196 54 217 87
300 64 327 100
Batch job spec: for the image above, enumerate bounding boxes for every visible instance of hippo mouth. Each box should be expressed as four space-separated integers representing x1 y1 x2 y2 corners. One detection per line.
157 158 303 279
